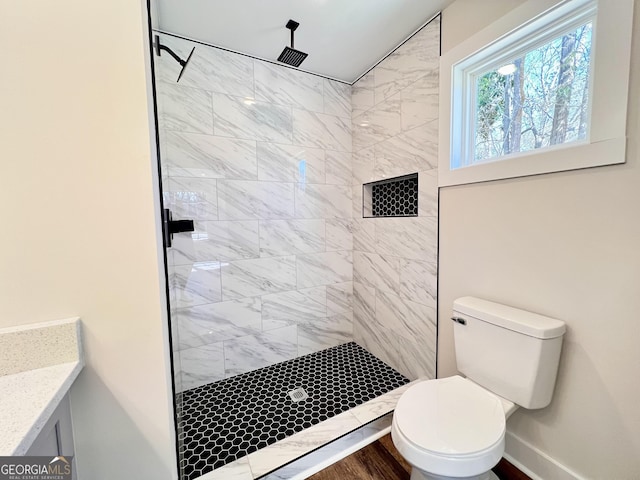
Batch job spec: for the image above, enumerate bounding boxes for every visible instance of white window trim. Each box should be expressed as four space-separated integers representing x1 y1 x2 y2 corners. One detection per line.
439 0 634 187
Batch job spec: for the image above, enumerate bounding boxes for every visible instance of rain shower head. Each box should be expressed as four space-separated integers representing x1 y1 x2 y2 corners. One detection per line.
277 20 308 67
154 35 196 83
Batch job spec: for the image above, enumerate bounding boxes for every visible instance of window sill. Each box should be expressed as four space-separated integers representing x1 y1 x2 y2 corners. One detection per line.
438 137 626 186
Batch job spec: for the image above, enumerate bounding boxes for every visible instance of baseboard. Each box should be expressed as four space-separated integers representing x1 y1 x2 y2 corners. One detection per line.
504 431 585 480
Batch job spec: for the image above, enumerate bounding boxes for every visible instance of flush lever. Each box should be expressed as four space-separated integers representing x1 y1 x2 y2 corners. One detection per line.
163 208 194 248
451 317 467 325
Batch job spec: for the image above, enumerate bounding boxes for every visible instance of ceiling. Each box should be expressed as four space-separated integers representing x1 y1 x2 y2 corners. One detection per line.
153 0 454 83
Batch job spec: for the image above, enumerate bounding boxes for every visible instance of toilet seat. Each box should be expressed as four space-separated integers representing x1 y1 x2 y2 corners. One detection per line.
392 376 506 477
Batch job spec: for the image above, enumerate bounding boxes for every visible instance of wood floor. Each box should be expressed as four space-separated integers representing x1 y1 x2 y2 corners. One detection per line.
308 434 531 480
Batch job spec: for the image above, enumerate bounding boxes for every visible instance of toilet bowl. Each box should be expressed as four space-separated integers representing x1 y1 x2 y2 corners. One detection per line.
392 376 513 480
391 297 566 480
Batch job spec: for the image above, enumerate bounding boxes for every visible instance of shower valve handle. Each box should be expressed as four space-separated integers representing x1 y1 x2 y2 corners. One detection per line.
168 219 194 234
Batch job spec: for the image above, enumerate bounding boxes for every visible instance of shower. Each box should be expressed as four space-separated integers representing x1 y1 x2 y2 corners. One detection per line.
151 12 442 480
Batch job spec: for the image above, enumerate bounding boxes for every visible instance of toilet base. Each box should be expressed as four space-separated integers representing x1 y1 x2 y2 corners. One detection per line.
410 468 498 480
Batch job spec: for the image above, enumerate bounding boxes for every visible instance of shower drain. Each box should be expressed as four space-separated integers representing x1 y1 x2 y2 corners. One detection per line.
288 387 309 403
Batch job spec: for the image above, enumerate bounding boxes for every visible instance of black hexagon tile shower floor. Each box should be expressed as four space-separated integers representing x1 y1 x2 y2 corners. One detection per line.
176 342 409 480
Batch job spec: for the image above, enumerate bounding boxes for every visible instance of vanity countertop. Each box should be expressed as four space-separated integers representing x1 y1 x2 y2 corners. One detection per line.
0 360 83 455
0 317 83 455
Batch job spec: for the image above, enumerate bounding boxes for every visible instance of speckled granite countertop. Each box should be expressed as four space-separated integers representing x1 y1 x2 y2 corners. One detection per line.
0 361 83 455
0 318 83 455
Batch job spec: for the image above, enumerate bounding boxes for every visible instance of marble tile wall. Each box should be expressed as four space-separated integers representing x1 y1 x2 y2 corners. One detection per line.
351 17 440 380
155 33 354 392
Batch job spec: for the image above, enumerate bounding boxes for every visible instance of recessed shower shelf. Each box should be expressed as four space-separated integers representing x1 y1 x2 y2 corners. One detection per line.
362 173 419 218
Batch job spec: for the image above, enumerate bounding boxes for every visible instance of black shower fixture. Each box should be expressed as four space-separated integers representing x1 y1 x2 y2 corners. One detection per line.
277 20 308 67
154 35 195 83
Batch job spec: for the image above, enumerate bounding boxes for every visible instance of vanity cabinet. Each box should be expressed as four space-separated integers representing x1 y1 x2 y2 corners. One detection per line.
26 394 76 478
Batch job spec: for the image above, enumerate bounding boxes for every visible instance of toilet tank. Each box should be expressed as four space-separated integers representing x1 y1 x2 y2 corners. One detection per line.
453 297 566 409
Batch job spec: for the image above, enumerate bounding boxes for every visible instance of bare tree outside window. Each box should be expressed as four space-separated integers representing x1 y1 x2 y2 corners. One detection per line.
473 22 593 162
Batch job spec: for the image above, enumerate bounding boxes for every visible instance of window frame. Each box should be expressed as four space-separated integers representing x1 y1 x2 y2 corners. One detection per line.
439 0 633 187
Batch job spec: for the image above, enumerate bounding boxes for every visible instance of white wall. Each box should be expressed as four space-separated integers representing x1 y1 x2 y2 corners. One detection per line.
439 0 640 478
0 0 177 479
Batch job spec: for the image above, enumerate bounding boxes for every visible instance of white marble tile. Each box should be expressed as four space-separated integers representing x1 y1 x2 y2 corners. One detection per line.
171 221 260 264
205 221 260 261
352 147 375 186
352 219 376 253
297 251 353 288
418 169 438 217
353 251 400 294
375 217 437 263
158 83 213 134
384 72 441 133
353 282 376 327
373 19 440 104
170 261 222 308
173 349 183 393
352 184 364 219
254 61 323 112
355 303 436 381
221 255 297 299
401 92 439 132
373 120 438 179
325 219 353 251
157 34 254 98
213 93 293 144
179 343 225 390
170 305 180 352
323 79 351 119
400 69 440 98
298 313 353 355
399 259 437 308
259 219 325 257
247 410 361 477
326 282 353 315
292 109 351 151
163 131 257 179
257 142 325 184
294 184 351 219
175 297 262 349
262 414 393 480
351 72 375 116
350 381 417 425
362 183 372 217
353 317 395 372
197 456 253 480
165 177 218 221
389 328 436 380
375 289 436 343
217 180 294 220
261 287 326 331
352 100 402 151
325 150 352 185
223 325 298 376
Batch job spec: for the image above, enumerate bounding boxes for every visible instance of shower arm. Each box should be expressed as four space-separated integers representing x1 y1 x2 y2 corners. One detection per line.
154 36 188 67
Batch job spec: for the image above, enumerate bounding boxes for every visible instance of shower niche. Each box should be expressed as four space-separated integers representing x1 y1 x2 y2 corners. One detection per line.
362 173 419 218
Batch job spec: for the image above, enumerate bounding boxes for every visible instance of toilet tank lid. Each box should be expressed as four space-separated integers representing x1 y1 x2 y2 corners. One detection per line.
453 297 566 339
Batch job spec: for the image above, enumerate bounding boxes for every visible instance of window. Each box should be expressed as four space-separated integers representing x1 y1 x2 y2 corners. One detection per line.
473 20 593 164
439 0 633 186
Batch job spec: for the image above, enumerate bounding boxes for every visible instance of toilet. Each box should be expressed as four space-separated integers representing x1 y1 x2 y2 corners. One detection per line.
392 296 566 480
